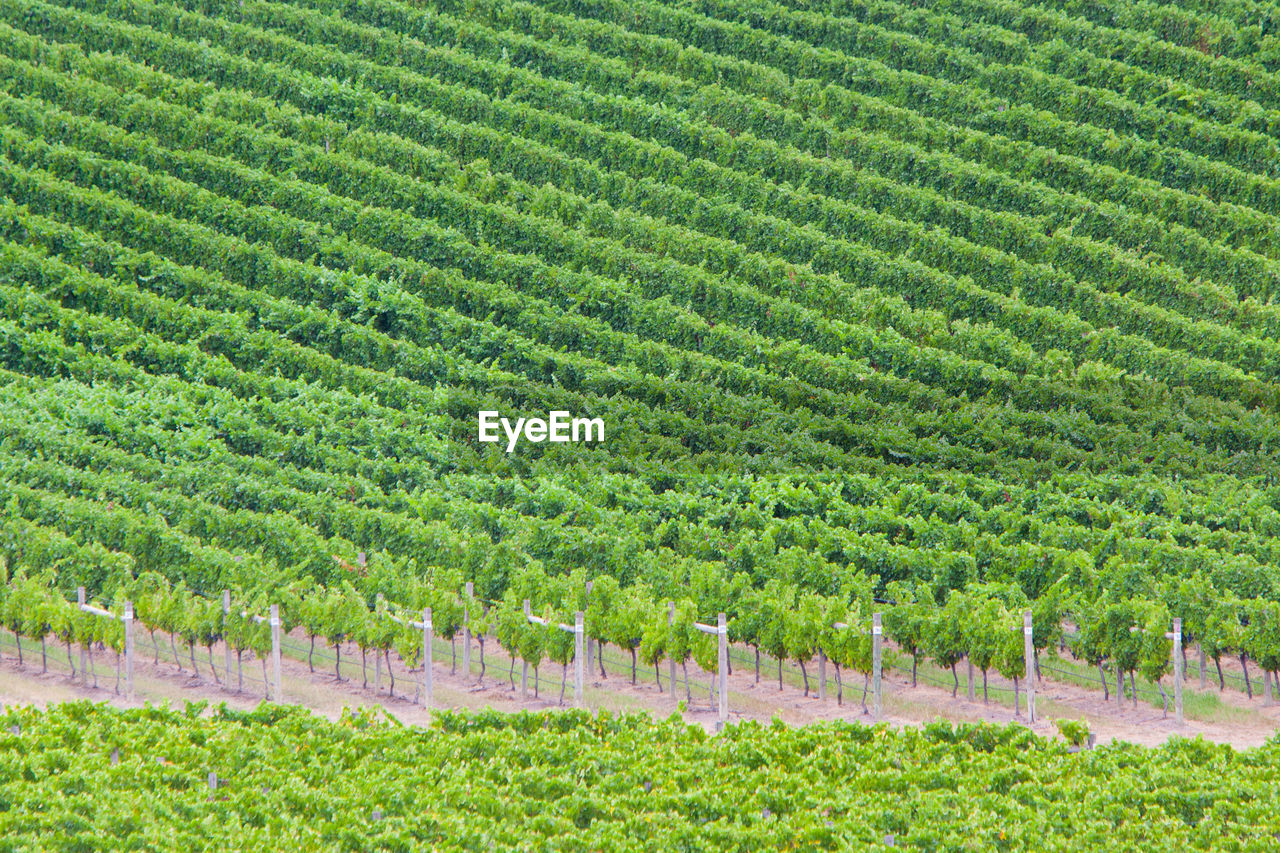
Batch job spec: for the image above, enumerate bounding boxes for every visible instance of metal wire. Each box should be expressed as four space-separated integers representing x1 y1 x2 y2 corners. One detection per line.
21 587 1280 709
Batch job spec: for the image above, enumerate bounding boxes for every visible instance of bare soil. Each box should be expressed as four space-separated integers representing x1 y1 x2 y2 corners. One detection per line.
1 629 1276 749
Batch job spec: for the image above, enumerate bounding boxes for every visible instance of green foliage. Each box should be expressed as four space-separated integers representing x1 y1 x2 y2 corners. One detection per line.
962 593 1005 696
4 704 1280 848
756 579 796 671
0 0 1277 828
1054 719 1091 748
884 581 933 684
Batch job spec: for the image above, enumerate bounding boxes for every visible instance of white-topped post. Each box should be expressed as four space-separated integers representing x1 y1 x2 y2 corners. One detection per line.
574 611 584 708
522 599 530 700
1024 611 1035 723
269 604 282 702
423 607 433 709
223 590 233 685
872 613 883 718
123 601 134 700
374 595 383 694
1172 618 1183 725
667 602 677 697
718 613 728 726
463 582 473 681
584 580 594 679
78 587 88 686
818 649 826 701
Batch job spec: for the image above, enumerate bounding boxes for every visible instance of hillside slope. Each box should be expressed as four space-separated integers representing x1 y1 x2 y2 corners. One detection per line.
3 0 1280 671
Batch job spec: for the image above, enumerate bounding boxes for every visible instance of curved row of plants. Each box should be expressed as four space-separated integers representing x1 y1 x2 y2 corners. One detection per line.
7 701 1278 849
7 44 1280 479
19 0 1280 327
4 301 1280 614
4 528 1279 719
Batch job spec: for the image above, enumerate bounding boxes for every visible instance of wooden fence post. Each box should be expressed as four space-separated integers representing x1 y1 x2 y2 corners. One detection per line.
695 614 730 725
123 601 134 700
1023 610 1035 723
1199 646 1206 689
872 612 882 718
523 600 582 706
522 599 530 700
269 604 282 703
374 595 383 694
1117 666 1124 709
78 587 88 686
584 580 594 679
967 656 975 701
1172 618 1183 725
422 607 433 709
223 590 233 685
667 602 677 697
462 582 473 681
717 613 728 727
574 611 584 708
818 649 826 701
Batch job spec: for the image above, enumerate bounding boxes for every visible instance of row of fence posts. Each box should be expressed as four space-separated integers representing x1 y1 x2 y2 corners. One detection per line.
813 611 1187 726
62 588 1189 727
70 588 282 704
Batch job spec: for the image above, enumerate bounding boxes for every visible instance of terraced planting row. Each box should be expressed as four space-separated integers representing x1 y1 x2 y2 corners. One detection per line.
3 0 1280 820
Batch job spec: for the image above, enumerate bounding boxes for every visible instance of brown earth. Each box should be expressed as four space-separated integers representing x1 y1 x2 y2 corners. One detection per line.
1 629 1276 749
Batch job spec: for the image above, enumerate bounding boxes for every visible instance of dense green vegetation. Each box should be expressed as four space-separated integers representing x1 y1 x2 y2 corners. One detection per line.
3 0 1280 680
3 701 1279 850
3 0 1280 839
2 0 1279 578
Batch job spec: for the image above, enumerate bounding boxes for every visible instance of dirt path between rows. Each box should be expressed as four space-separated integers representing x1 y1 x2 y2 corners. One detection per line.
1 628 1276 749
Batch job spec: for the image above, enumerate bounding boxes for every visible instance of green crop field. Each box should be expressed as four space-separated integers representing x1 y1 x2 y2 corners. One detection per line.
3 0 1280 847
4 702 1280 850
